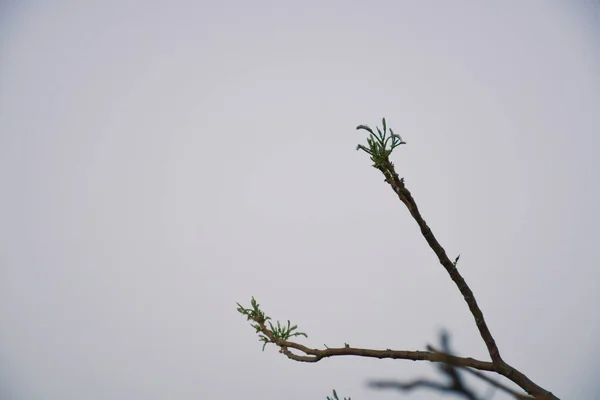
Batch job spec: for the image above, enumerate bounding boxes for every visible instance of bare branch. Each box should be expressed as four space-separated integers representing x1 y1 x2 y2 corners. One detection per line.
369 333 538 400
371 158 558 399
378 157 503 364
368 333 479 399
369 378 477 399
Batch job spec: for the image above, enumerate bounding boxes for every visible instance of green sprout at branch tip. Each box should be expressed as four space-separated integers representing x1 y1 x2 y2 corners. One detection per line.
356 117 406 168
237 297 308 351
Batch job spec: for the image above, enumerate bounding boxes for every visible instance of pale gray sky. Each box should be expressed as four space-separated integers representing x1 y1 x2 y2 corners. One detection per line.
1 2 599 400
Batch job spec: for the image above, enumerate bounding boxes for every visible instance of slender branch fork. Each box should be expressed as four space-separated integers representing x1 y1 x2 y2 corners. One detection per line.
237 119 559 400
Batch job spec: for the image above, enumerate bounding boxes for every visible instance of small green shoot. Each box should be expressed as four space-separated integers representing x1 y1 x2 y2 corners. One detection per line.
237 297 307 351
356 117 406 169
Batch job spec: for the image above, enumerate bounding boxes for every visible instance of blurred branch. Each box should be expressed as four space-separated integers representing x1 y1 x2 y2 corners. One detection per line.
326 389 351 400
369 332 538 400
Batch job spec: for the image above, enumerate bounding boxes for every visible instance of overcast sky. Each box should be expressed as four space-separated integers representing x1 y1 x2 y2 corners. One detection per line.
1 2 599 400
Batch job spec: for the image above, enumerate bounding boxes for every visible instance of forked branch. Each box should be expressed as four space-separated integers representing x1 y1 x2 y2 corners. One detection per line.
237 118 559 400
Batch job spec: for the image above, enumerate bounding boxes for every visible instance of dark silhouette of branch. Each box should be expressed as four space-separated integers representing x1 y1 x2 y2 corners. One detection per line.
369 332 539 400
371 143 557 399
378 158 502 363
427 342 538 399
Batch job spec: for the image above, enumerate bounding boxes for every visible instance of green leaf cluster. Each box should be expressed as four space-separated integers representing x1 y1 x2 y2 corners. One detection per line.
237 297 307 351
356 117 406 168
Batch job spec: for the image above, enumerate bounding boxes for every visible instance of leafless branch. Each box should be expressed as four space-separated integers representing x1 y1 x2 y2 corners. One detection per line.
368 332 539 400
373 157 557 399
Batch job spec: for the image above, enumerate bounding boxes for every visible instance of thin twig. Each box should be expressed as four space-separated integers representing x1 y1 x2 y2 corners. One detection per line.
376 158 558 400
379 158 503 364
